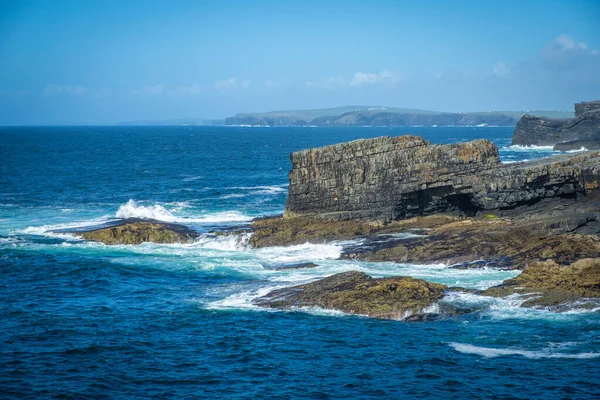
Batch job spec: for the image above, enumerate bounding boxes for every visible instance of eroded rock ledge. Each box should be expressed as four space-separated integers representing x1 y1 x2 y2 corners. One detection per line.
512 100 600 151
254 271 446 320
251 134 600 315
285 135 600 222
72 218 199 245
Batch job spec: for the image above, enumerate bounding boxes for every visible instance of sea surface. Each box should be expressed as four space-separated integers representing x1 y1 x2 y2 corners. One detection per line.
1 126 599 399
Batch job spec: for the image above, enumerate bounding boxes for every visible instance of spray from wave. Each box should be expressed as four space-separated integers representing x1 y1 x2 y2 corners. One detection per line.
115 199 253 224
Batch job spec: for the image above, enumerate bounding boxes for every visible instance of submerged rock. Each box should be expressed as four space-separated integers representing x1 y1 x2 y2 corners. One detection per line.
253 271 447 320
76 218 199 245
482 258 600 309
512 100 600 150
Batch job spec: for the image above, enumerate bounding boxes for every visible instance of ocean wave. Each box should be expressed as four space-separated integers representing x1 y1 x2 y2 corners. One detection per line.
449 342 600 359
192 233 251 251
115 200 178 221
503 144 558 152
115 200 252 224
566 147 588 153
255 242 343 264
21 218 111 240
182 175 204 182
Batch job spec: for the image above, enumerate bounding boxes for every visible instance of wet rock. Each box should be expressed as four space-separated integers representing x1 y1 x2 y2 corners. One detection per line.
76 218 199 245
481 258 600 309
269 262 319 271
253 271 447 320
512 101 600 150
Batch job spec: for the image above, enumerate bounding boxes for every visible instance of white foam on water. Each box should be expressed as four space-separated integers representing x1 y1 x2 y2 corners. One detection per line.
449 342 600 359
254 242 343 264
205 284 286 311
115 200 178 221
503 145 558 152
115 199 253 224
182 175 204 182
21 218 111 240
566 147 588 153
191 233 251 251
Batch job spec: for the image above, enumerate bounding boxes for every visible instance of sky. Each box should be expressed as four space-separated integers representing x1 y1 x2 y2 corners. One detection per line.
0 0 599 124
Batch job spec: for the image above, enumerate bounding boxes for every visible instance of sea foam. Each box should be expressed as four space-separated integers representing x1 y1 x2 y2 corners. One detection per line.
115 199 252 224
449 342 600 359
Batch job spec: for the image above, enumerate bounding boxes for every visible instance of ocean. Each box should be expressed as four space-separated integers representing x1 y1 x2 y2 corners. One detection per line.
1 126 599 399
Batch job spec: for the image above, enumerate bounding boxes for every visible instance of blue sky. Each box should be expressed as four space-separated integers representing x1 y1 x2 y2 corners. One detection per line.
0 0 599 124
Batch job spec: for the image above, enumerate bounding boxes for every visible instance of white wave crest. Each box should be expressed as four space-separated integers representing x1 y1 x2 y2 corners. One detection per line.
192 233 251 251
255 242 343 264
115 200 252 224
503 145 557 152
21 218 111 240
116 200 177 221
449 342 600 359
566 147 588 153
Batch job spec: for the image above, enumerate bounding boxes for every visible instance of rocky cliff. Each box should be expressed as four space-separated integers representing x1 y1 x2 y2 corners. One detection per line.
512 101 600 150
284 135 600 222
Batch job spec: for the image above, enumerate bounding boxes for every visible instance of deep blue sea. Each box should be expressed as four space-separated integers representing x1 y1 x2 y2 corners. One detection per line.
1 126 599 399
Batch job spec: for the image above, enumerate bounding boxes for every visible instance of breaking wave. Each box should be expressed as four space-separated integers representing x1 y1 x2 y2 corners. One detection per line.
115 199 252 224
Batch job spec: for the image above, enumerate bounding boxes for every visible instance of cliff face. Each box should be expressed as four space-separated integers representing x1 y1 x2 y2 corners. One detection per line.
284 135 600 222
512 101 600 150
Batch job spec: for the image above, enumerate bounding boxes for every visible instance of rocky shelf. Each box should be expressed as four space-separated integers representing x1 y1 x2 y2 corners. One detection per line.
512 100 600 150
250 134 600 318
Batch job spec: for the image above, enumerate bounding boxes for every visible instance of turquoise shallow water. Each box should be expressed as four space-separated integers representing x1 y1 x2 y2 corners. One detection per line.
1 126 599 399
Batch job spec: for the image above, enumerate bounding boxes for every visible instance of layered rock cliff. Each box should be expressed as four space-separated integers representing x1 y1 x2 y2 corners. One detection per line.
512 100 600 150
284 135 600 222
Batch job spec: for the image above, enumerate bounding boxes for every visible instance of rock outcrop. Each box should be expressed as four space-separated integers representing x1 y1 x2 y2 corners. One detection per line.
284 135 600 222
512 101 600 150
254 271 447 320
482 258 600 310
75 218 199 245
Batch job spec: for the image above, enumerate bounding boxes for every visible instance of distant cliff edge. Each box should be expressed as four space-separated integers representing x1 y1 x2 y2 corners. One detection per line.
512 101 600 150
224 106 573 127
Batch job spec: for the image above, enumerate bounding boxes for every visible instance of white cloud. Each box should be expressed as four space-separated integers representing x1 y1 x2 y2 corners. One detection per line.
492 61 510 77
265 79 284 90
43 84 87 96
543 34 597 58
212 78 251 92
306 76 346 90
175 84 205 95
213 78 238 91
132 84 167 96
349 70 401 86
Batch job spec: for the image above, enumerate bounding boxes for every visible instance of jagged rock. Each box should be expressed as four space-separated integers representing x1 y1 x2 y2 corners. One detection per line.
481 258 600 309
342 212 600 270
75 218 199 245
253 271 447 320
284 134 600 222
512 101 600 150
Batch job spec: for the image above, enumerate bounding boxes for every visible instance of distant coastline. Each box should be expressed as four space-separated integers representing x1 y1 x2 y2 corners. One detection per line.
223 106 574 127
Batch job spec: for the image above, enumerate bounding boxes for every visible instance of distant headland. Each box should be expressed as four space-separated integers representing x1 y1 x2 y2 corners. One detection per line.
224 106 573 127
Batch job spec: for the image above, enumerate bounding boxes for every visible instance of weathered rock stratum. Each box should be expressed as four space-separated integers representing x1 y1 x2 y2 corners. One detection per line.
72 218 199 245
284 135 600 222
512 100 600 150
254 270 447 320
